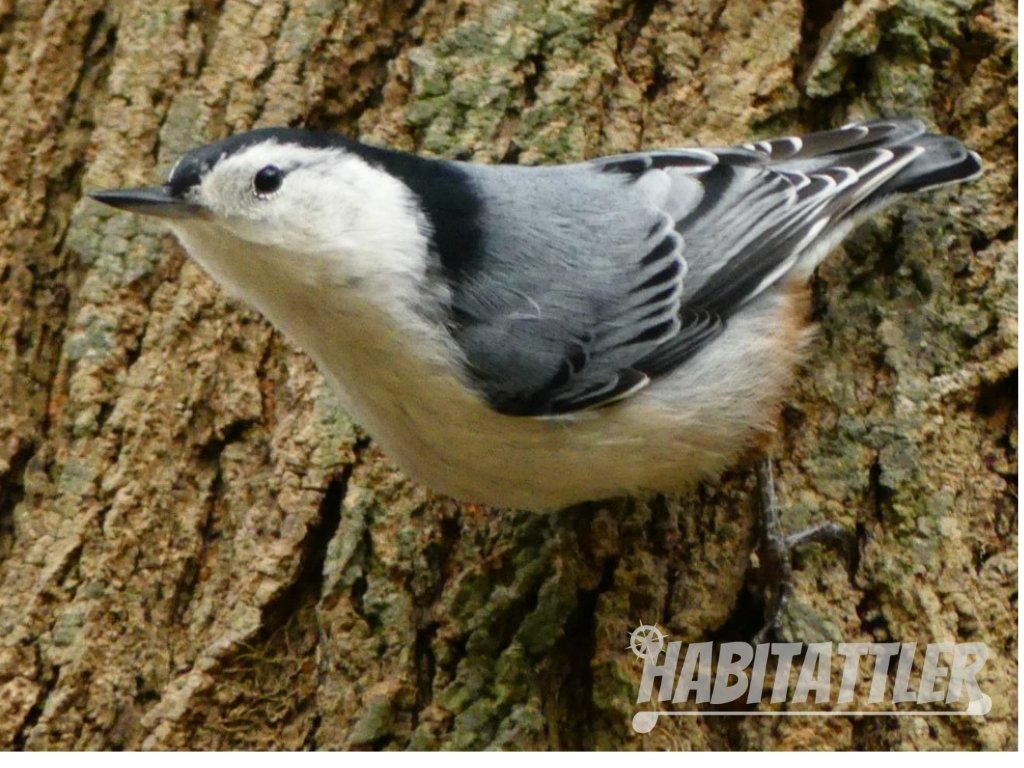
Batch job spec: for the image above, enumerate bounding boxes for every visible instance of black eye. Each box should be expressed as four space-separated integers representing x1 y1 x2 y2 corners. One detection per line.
253 165 284 195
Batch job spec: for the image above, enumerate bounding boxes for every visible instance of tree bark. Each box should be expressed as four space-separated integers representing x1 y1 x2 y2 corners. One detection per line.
0 0 1016 750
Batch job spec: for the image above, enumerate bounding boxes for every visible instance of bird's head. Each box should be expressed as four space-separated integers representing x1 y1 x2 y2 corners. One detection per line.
91 129 432 289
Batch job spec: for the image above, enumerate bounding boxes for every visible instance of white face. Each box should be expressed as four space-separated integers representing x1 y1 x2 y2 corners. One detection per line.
178 141 429 268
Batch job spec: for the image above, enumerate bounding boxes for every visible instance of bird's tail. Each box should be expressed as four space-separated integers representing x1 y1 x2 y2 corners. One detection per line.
756 117 982 210
875 129 984 196
733 118 983 282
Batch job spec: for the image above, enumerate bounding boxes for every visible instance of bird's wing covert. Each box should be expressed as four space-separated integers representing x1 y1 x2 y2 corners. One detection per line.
443 119 977 417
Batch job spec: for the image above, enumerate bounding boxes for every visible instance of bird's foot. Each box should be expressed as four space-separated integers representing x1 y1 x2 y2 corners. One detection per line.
753 456 853 643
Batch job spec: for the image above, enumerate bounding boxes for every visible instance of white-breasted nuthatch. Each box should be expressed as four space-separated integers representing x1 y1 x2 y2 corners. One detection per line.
91 118 982 510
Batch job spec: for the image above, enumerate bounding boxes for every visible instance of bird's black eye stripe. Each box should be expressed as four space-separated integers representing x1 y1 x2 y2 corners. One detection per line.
253 165 284 196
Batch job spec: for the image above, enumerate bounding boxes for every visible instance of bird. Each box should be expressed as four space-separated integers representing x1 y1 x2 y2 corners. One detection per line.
90 118 982 511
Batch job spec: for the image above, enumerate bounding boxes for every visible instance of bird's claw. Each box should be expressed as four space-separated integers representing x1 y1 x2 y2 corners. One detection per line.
753 457 854 643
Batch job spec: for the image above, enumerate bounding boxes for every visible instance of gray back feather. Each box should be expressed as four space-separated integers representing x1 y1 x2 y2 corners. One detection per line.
444 118 981 416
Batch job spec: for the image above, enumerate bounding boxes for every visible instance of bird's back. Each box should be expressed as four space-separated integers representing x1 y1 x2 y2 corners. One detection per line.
445 119 981 417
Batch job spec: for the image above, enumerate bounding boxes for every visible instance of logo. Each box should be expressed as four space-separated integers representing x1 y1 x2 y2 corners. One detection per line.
628 623 992 733
628 623 667 659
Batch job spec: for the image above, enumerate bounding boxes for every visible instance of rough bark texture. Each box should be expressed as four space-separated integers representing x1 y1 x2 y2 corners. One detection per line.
0 0 1016 751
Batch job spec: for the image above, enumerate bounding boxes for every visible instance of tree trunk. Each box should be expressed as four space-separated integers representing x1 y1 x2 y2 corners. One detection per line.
0 0 1016 750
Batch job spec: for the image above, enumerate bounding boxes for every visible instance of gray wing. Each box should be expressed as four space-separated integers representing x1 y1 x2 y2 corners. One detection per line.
448 159 706 416
446 119 981 416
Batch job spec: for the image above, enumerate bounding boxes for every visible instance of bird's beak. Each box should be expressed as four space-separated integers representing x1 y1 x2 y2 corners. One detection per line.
89 186 209 220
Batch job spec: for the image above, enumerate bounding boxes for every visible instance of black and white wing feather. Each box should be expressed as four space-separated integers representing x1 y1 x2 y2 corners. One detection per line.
440 118 981 416
447 188 693 415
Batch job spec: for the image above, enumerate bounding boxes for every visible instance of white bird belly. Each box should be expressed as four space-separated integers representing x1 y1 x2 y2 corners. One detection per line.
172 222 810 511
311 284 810 510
